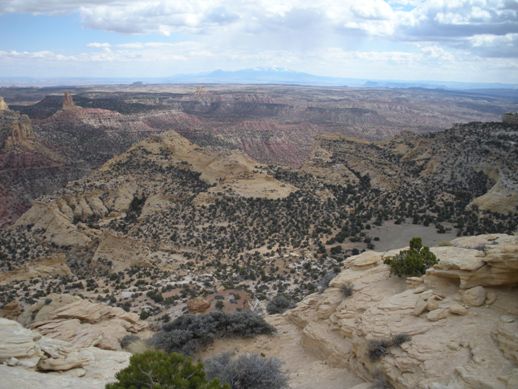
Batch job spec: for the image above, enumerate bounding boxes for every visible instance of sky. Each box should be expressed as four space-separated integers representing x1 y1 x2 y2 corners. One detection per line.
0 0 517 83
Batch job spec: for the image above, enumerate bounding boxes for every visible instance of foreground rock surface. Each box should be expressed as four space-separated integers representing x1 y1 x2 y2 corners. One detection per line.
286 234 518 388
0 317 130 388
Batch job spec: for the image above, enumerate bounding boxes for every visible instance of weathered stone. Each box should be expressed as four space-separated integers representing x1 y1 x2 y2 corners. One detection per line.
286 235 518 389
0 318 40 360
486 290 497 305
349 251 382 269
62 92 76 110
186 297 211 313
426 308 449 322
25 296 147 351
461 286 486 307
0 97 8 111
448 303 468 316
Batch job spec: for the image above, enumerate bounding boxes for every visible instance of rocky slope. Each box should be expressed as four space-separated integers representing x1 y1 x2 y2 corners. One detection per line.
0 102 79 228
286 233 518 388
0 122 516 327
1 85 515 227
304 121 518 214
203 234 518 389
0 93 169 226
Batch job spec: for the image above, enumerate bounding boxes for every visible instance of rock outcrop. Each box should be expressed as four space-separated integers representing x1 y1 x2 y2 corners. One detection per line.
62 92 76 110
286 234 518 389
0 317 130 388
0 97 8 111
20 294 148 351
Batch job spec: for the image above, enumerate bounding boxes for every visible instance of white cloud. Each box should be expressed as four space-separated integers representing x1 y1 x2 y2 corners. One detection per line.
0 1 517 81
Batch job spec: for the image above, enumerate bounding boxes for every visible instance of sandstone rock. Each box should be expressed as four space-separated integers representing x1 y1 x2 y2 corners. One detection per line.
427 236 518 289
28 297 147 351
426 296 440 312
286 235 518 389
413 294 429 316
449 234 512 250
0 318 40 360
426 308 449 322
461 286 486 306
0 97 8 111
448 303 468 316
431 246 485 272
493 318 518 364
187 297 211 313
63 92 76 110
486 290 497 305
0 346 130 389
348 251 382 269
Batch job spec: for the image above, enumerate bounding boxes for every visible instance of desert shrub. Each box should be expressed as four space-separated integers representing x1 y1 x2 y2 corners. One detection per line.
391 333 411 347
341 282 353 298
205 353 288 389
318 271 336 292
368 334 411 361
383 237 438 277
149 311 275 355
106 350 228 389
368 339 392 361
120 334 140 349
266 294 293 314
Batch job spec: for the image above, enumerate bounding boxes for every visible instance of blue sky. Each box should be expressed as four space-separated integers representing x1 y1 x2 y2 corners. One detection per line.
0 1 517 83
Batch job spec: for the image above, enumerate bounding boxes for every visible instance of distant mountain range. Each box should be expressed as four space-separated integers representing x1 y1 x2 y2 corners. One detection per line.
1 68 518 91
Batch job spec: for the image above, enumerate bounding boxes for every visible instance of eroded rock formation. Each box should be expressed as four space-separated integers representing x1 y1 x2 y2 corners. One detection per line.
286 234 518 388
0 317 130 388
19 294 148 351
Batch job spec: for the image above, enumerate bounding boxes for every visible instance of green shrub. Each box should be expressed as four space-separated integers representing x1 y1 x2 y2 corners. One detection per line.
106 351 228 389
383 237 438 277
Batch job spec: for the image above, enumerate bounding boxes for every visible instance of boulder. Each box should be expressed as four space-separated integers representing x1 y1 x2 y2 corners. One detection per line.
448 303 468 316
25 296 147 351
186 297 211 313
461 286 486 307
0 318 40 361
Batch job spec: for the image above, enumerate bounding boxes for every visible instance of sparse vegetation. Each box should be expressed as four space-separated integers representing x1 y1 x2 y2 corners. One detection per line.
340 282 353 298
368 334 411 361
383 237 438 277
149 311 275 355
205 352 288 389
106 351 228 389
266 294 294 314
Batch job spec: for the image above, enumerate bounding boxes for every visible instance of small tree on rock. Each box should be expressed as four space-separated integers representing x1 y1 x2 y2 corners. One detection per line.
383 237 438 277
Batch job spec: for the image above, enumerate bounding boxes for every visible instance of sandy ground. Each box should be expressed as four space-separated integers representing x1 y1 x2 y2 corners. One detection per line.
200 315 365 389
370 220 457 251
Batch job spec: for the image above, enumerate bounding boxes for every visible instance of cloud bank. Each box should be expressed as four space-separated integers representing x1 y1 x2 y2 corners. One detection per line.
0 0 517 81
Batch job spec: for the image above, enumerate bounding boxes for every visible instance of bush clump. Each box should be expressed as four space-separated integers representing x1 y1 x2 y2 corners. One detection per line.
340 282 353 298
383 237 438 277
106 350 228 389
368 333 411 361
149 311 275 355
205 352 288 389
266 294 294 314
